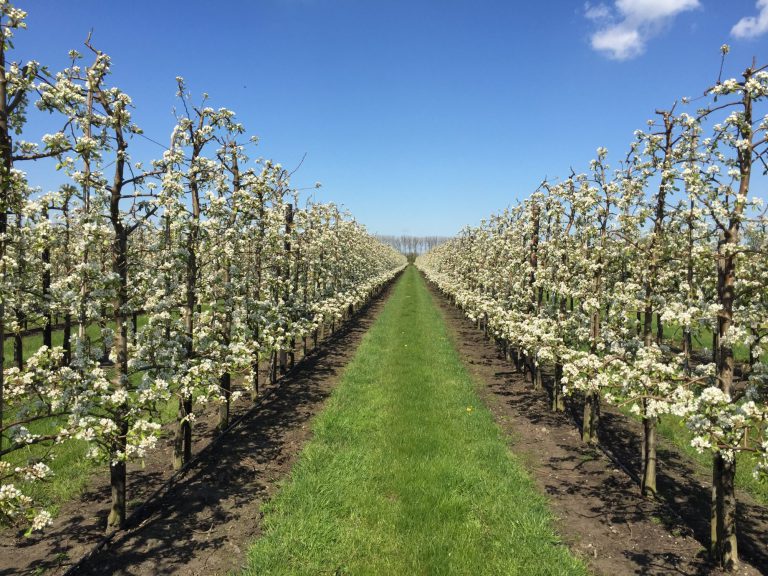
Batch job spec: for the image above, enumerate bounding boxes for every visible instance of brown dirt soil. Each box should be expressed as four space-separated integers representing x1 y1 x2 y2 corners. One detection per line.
0 279 396 576
426 277 767 576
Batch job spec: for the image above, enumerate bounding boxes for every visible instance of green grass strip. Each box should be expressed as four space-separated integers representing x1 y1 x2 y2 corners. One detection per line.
242 266 587 575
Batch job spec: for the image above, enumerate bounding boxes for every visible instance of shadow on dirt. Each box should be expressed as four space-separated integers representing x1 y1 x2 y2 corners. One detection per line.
426 277 766 576
73 281 397 576
0 276 399 576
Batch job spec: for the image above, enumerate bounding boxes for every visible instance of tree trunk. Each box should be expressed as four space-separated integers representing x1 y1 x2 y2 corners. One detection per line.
251 358 260 402
218 372 231 432
175 234 196 468
279 350 287 375
709 73 754 570
108 215 130 529
656 313 663 345
712 453 738 569
683 327 692 376
131 312 138 346
270 351 278 385
176 214 198 468
532 363 542 391
641 298 658 496
42 207 52 349
250 310 260 402
552 362 565 412
582 392 599 443
63 313 72 366
218 241 234 429
641 404 657 496
174 396 193 470
0 27 7 458
584 307 601 443
13 311 23 368
106 424 128 529
280 203 293 376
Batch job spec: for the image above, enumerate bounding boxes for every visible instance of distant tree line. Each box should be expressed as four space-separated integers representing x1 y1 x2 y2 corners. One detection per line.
375 235 451 261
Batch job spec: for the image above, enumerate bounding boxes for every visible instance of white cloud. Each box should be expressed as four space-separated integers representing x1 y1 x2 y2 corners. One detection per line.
615 0 699 21
592 24 643 59
731 0 768 39
584 0 700 60
584 3 611 21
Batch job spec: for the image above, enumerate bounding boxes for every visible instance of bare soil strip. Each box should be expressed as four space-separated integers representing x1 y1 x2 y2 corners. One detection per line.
0 279 397 576
426 276 767 576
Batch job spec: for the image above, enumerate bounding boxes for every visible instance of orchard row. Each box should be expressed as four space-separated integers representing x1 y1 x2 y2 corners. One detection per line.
417 54 768 571
0 4 406 532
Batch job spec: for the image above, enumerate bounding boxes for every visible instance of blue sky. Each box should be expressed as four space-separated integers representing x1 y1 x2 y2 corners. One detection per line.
17 0 768 236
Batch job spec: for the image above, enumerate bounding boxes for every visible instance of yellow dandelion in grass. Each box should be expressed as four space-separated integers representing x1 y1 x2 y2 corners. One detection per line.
466 406 473 413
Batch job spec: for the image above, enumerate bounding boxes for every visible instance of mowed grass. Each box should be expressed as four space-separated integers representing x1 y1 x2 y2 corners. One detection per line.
243 266 587 575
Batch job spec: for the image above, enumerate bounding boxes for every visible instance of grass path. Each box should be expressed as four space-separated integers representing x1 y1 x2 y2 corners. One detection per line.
243 266 587 575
